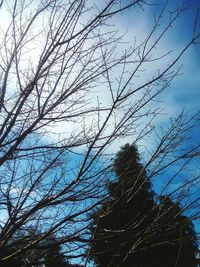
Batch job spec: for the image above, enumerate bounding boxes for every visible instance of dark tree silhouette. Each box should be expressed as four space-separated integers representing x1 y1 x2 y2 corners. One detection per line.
89 144 155 266
148 196 199 267
89 144 199 267
0 231 28 266
0 250 24 267
0 231 79 267
44 240 76 267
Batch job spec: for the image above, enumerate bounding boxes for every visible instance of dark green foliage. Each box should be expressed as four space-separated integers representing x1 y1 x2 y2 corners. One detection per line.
89 144 155 266
42 236 82 267
148 196 198 267
44 241 69 267
89 144 198 267
0 233 78 267
0 251 24 267
0 236 27 266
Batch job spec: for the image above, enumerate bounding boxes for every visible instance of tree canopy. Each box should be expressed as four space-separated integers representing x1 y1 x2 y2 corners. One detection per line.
89 144 199 267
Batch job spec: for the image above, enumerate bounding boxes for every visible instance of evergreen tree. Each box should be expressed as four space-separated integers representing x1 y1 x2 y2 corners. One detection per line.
43 235 83 267
0 250 24 267
89 144 155 266
44 243 66 267
0 231 75 267
0 233 28 267
89 144 199 267
44 237 73 267
147 196 199 267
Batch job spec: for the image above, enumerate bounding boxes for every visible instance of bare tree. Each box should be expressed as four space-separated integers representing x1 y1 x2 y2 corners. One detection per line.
0 0 200 266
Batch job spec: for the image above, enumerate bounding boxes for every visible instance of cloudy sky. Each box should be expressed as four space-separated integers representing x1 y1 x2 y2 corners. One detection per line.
1 0 199 182
2 0 199 151
117 0 200 126
97 1 199 176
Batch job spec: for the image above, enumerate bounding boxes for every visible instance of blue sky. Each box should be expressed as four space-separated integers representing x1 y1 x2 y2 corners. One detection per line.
120 0 200 115
105 1 200 151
